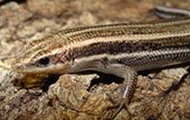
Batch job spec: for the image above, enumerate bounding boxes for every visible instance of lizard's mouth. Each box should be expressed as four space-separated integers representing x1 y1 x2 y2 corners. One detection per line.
12 62 72 74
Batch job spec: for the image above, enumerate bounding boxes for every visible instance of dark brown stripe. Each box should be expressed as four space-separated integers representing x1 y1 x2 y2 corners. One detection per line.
70 35 190 60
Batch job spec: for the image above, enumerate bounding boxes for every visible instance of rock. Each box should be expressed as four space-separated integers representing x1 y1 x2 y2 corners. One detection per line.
0 2 32 26
27 0 69 17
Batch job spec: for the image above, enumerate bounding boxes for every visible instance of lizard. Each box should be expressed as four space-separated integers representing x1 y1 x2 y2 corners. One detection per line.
1 5 190 119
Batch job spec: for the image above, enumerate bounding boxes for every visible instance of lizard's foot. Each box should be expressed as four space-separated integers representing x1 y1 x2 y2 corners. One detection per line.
100 86 131 119
105 95 130 119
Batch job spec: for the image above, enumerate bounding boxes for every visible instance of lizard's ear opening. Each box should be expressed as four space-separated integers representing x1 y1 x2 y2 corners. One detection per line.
37 57 50 66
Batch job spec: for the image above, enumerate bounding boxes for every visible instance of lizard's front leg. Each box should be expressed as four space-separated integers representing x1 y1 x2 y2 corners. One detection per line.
73 59 138 119
99 63 138 119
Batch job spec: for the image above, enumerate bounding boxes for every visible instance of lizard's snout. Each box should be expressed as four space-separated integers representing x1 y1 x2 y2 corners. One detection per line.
0 57 13 70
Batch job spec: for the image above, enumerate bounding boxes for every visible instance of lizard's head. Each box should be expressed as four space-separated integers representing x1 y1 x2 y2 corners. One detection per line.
0 38 73 74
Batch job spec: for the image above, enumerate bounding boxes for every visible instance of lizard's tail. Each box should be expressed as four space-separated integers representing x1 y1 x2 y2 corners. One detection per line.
155 5 190 19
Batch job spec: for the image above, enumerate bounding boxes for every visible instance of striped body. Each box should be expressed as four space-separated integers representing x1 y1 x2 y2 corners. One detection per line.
13 19 190 73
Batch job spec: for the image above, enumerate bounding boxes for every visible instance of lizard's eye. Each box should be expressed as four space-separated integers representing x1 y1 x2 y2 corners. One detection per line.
37 57 50 66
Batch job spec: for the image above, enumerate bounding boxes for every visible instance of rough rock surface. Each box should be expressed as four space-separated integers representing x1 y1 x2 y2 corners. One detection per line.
1 0 190 120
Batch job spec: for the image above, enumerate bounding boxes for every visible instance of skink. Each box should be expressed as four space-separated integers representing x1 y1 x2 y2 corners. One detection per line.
1 5 190 119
